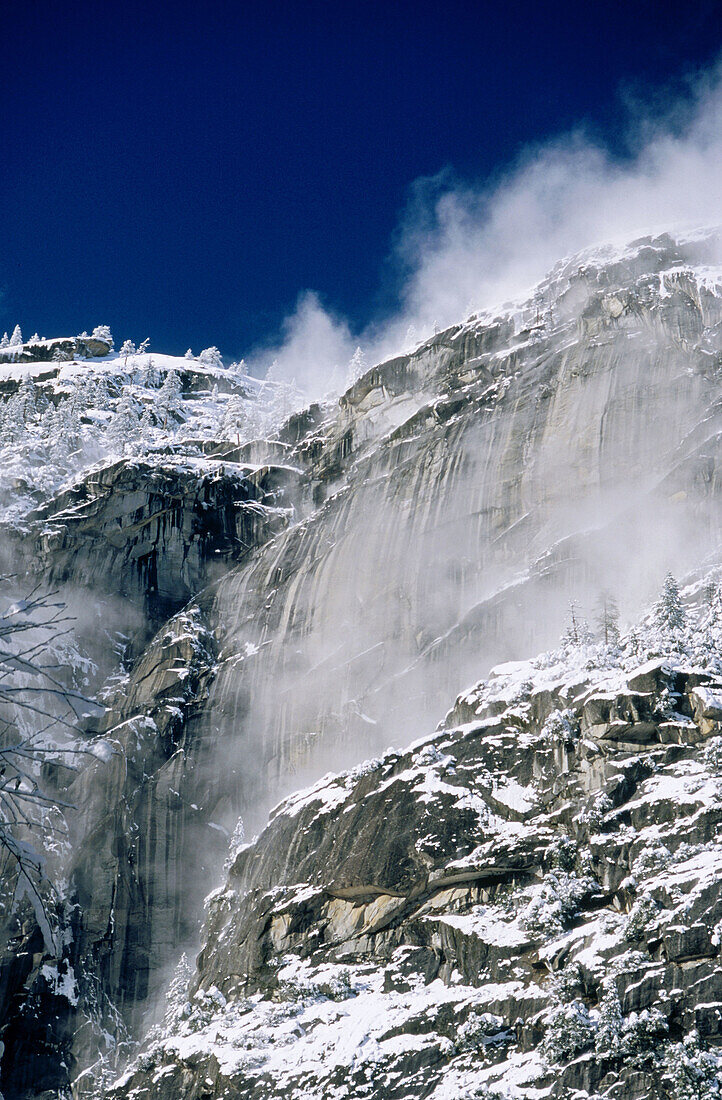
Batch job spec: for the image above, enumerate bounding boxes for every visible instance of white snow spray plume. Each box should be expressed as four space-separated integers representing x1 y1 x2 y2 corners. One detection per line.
252 62 722 398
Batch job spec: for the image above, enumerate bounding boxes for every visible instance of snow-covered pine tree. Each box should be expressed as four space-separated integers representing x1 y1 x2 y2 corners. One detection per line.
91 324 114 350
594 976 623 1059
654 572 685 639
163 953 193 1031
138 406 154 445
108 391 140 454
119 339 136 367
140 356 159 389
0 333 9 349
184 348 194 359
157 370 183 428
9 325 23 346
220 395 249 442
1 395 26 443
199 346 223 369
561 599 593 648
596 591 620 647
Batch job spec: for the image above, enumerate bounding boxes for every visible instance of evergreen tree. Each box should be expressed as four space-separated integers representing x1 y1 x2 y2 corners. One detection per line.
184 348 194 359
138 406 154 445
596 591 620 646
220 395 249 442
157 370 183 428
654 573 685 637
1 395 26 442
17 375 36 422
91 324 114 350
594 977 623 1059
562 599 593 648
163 953 193 1030
119 339 136 366
108 391 140 454
9 325 23 346
140 356 159 389
0 333 9 349
199 346 223 369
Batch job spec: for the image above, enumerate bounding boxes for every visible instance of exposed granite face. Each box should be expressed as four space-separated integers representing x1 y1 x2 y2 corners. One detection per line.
190 232 722 825
108 654 722 1100
30 457 302 625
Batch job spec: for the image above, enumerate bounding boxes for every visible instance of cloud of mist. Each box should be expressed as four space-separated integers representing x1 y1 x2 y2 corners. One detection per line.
250 62 722 398
251 290 354 401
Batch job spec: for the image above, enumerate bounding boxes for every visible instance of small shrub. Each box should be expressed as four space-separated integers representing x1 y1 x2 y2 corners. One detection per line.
541 1000 595 1064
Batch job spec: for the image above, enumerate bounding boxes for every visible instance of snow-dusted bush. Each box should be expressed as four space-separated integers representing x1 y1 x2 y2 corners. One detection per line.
455 1009 510 1053
549 961 583 1003
542 708 579 748
704 737 722 776
577 791 613 834
624 894 662 943
541 999 595 1064
521 870 594 938
632 841 673 880
664 1030 722 1099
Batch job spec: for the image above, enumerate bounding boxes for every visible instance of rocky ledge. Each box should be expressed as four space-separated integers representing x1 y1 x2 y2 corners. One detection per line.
108 645 722 1100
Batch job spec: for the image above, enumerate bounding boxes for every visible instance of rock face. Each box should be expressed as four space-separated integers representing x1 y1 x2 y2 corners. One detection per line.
5 231 722 1097
107 650 722 1099
188 230 722 824
31 457 302 625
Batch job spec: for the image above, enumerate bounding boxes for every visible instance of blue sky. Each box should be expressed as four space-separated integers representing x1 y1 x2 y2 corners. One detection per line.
2 0 721 359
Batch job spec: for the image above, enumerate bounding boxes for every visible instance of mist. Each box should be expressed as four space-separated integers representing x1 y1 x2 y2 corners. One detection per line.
250 60 722 400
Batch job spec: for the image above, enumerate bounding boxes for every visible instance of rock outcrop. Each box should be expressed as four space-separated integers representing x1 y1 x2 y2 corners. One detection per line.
109 649 722 1099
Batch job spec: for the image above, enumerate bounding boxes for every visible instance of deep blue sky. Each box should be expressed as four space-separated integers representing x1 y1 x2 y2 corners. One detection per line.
1 0 721 358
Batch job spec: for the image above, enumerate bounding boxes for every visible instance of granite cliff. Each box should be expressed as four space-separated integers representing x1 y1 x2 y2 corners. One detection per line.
3 231 722 1097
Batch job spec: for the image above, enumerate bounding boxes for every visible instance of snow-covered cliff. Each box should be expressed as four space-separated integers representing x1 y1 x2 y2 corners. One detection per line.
4 230 722 1098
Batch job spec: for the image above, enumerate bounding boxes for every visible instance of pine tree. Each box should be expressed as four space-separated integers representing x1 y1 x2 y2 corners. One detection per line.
199 346 223 369
594 977 623 1059
157 370 183 428
9 325 23 346
139 406 154 445
654 573 685 638
140 356 159 389
119 339 136 367
91 324 114 350
163 953 193 1031
220 395 249 442
108 391 140 454
562 599 593 648
184 348 194 359
0 333 9 349
596 591 620 647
